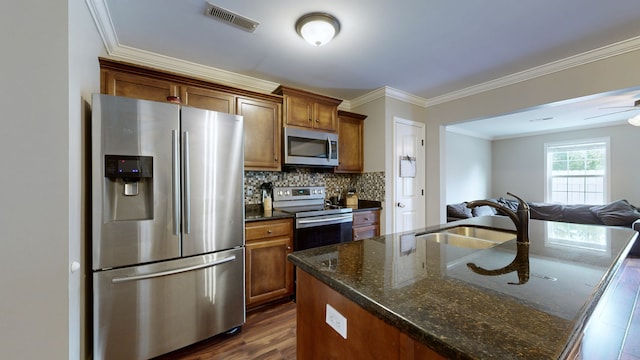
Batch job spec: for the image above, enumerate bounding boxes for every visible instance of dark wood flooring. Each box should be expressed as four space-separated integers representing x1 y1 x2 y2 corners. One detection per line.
155 258 640 360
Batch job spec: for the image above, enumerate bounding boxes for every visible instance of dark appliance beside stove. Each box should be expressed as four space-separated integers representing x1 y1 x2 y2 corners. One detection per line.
273 186 353 250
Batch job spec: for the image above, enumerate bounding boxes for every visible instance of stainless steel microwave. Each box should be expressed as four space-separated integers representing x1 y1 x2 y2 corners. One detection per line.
283 127 338 167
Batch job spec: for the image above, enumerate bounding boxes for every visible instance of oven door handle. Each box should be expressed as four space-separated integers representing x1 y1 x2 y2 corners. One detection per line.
297 214 353 228
298 215 352 224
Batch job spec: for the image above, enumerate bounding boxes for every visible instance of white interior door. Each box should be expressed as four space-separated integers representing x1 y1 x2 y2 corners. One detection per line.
393 118 425 233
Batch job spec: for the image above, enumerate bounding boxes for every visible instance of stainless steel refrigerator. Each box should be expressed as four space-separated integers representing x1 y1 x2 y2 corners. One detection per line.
91 94 245 360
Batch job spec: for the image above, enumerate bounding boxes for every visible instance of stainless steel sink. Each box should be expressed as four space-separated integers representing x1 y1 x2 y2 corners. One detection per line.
444 226 516 243
417 226 516 249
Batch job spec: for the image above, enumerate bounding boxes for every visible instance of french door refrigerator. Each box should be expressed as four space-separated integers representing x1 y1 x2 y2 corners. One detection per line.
91 94 245 360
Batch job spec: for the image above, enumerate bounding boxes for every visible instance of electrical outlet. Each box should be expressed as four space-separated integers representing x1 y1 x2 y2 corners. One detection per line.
325 304 347 339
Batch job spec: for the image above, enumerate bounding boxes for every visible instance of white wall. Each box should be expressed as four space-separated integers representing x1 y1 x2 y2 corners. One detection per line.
493 123 640 206
0 1 103 359
445 131 492 204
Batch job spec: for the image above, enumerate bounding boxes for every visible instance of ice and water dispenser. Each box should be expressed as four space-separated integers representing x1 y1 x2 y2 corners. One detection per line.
104 154 154 221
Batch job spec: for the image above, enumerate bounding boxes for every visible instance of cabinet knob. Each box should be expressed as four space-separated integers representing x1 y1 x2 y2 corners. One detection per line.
286 246 291 250
315 119 319 123
267 229 272 234
364 217 369 221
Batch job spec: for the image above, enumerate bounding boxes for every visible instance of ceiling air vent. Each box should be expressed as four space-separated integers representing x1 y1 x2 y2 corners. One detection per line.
204 3 259 32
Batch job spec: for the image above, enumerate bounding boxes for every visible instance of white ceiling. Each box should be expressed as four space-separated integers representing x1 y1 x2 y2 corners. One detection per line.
96 0 640 138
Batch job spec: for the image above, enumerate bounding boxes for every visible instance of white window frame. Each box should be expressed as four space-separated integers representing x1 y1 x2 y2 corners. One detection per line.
544 137 610 205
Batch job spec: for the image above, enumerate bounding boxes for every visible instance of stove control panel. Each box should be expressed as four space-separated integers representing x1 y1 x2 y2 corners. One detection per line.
273 186 325 201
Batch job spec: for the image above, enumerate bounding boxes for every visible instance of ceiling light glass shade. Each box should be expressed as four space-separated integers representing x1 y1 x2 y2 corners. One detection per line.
296 12 340 47
628 114 640 126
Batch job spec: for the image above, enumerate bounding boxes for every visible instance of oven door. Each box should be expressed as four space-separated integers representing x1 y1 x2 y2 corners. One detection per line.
294 213 353 251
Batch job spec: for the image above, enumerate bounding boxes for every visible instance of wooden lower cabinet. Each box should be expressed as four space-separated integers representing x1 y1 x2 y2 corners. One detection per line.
352 210 380 240
245 218 293 310
296 269 445 359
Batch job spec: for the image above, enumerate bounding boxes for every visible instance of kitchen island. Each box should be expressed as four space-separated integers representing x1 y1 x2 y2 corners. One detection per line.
287 216 638 359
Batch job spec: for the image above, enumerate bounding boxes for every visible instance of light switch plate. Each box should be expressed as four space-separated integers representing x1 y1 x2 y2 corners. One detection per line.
326 304 347 339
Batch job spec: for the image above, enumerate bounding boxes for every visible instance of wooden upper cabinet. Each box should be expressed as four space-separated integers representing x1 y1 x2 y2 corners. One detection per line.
102 71 179 102
99 58 285 172
237 97 282 171
180 86 235 113
274 85 342 132
336 110 367 173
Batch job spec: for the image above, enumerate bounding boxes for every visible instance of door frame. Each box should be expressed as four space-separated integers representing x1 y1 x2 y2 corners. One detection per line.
391 117 426 234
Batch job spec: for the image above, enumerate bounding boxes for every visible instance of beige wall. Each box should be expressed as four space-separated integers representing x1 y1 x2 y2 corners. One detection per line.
492 123 640 206
354 94 427 234
0 1 103 359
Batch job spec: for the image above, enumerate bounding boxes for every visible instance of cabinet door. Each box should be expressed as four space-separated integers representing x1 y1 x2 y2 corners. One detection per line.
336 116 364 173
245 236 293 308
313 102 337 131
180 86 235 113
237 97 282 171
103 71 178 102
285 96 313 128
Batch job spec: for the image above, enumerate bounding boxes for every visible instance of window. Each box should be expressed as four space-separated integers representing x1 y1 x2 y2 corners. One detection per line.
545 138 609 205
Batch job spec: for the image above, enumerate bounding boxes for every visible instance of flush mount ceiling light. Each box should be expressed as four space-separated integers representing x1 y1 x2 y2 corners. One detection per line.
628 114 640 126
295 12 340 47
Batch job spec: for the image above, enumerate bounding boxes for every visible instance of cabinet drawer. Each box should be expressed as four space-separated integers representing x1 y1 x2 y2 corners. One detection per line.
353 210 380 227
245 219 292 241
353 225 379 241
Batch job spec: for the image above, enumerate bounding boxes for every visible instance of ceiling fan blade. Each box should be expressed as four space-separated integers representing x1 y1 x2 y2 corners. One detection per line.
584 108 635 120
598 105 635 109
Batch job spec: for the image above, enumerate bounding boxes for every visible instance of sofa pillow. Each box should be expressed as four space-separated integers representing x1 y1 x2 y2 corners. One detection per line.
529 203 564 221
590 200 640 226
472 205 497 217
562 204 603 225
447 202 473 219
497 197 519 212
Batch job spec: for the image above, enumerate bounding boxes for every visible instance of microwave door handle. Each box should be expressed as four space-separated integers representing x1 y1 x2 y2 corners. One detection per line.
326 136 332 162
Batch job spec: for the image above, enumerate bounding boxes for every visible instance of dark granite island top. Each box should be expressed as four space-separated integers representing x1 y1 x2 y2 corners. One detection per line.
288 216 638 359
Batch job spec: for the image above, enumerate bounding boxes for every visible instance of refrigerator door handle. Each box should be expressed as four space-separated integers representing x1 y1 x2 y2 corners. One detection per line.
172 129 180 235
111 255 237 283
183 131 191 234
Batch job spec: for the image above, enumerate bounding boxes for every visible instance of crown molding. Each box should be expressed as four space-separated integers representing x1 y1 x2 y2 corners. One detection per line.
425 36 640 107
107 46 280 94
350 87 428 109
88 0 640 109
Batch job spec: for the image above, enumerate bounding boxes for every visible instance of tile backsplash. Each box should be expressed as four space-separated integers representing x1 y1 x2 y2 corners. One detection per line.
244 168 385 204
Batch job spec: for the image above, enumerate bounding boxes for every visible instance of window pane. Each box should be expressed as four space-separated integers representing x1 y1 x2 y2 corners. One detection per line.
546 140 607 205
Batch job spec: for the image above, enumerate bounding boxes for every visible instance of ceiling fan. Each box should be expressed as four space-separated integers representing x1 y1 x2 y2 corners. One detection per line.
585 99 640 120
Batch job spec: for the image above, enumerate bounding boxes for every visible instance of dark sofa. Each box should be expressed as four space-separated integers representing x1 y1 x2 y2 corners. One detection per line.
447 198 640 256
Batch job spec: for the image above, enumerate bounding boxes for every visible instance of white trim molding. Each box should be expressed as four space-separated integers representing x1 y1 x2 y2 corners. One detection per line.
87 0 640 109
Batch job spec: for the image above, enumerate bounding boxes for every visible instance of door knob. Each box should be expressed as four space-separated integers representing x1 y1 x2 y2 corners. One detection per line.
397 202 406 208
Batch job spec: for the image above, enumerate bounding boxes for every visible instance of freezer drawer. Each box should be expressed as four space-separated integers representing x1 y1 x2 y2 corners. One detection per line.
93 247 245 360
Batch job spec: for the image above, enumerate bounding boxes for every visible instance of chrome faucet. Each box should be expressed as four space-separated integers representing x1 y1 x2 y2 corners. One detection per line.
466 192 530 244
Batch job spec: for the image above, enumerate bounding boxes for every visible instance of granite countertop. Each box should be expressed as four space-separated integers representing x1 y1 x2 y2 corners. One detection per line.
245 204 293 222
288 216 638 359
